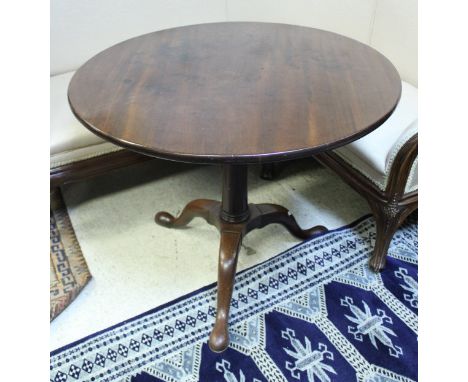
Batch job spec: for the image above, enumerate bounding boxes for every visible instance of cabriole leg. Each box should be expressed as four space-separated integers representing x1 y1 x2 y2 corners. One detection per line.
208 230 243 352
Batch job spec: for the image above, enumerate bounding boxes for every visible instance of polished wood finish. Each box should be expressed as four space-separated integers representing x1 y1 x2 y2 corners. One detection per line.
221 165 249 223
50 149 151 188
315 134 418 271
155 165 327 351
68 22 401 164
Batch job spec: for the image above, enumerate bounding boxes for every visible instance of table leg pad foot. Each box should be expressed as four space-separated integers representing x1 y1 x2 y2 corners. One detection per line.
208 323 230 353
154 211 176 227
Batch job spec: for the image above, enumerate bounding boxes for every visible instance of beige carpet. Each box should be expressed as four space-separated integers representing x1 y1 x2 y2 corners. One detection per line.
50 189 91 321
50 158 370 350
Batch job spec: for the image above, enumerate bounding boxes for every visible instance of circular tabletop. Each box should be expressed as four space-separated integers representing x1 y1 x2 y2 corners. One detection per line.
68 22 401 164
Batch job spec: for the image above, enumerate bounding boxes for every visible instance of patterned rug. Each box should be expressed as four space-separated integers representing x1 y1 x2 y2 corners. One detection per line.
50 189 92 321
50 215 417 382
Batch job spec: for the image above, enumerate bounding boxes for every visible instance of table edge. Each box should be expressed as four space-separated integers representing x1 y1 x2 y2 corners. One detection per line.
68 88 401 165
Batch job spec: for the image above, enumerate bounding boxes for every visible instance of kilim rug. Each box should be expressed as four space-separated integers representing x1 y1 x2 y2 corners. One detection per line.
50 214 417 382
50 189 92 321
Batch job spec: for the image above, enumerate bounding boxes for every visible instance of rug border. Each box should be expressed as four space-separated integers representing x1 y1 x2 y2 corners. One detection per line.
50 213 372 356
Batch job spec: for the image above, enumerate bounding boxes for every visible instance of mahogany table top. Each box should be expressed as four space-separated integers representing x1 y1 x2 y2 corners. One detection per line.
68 22 401 164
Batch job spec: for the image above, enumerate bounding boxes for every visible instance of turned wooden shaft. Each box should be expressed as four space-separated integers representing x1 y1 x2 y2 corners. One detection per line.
221 165 249 222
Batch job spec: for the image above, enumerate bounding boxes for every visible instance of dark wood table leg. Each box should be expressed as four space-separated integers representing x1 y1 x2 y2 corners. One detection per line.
209 165 249 352
209 229 242 352
155 199 219 228
155 164 328 352
245 203 327 239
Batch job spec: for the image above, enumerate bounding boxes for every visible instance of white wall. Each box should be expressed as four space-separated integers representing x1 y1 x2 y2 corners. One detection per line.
225 0 376 44
370 0 418 86
50 0 226 75
51 0 417 85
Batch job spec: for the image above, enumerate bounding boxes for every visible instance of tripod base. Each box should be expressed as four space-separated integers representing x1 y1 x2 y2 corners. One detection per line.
155 199 327 352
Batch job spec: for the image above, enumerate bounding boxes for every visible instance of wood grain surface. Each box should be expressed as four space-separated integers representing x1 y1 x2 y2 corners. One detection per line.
68 22 401 164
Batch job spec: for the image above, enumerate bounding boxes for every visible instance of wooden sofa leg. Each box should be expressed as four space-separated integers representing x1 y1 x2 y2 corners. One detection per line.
368 198 417 272
367 199 405 272
369 210 400 272
260 163 277 180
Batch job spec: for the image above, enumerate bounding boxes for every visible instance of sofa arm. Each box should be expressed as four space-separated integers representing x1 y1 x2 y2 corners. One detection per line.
386 133 418 197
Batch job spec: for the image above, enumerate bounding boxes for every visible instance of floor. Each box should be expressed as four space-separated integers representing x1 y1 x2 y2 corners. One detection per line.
50 158 370 351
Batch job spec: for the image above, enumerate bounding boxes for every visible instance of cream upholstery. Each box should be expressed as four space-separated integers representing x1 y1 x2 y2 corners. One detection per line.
335 81 418 193
51 142 122 169
50 71 122 168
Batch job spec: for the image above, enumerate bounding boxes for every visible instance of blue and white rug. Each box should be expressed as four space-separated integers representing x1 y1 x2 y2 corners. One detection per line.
50 215 418 382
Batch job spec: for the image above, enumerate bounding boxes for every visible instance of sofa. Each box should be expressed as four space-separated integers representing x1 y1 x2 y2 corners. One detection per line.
51 0 417 188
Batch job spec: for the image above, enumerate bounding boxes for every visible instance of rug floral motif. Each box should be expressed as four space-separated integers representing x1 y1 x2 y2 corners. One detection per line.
50 189 91 321
50 215 417 382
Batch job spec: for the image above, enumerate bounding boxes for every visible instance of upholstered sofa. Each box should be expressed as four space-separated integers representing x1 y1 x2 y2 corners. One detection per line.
51 0 417 189
313 1 418 272
315 81 417 271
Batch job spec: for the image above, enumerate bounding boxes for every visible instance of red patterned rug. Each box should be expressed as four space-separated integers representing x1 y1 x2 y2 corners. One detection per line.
50 189 91 321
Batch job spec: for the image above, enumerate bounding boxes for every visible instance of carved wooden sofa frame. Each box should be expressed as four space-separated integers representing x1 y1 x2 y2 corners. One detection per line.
50 150 151 189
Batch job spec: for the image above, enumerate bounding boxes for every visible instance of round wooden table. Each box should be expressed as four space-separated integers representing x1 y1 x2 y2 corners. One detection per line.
68 22 401 352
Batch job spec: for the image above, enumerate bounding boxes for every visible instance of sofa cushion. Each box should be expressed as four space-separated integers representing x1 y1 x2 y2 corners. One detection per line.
334 81 418 193
50 71 122 168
